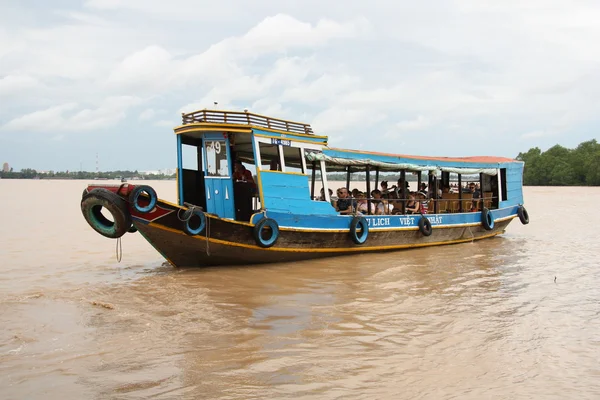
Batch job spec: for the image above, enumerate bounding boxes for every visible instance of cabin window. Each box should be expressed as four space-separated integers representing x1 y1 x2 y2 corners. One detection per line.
258 141 281 171
204 139 229 177
281 146 306 174
181 143 199 170
500 168 507 201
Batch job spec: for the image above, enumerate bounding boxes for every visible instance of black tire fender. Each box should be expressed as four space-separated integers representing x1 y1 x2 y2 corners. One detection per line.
418 216 433 236
349 216 369 245
129 185 157 214
481 207 495 231
183 209 207 236
517 206 529 225
81 188 132 239
253 218 279 248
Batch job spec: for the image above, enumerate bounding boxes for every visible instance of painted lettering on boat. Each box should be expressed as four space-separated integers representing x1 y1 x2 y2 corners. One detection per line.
427 215 443 224
398 216 416 226
367 215 444 227
367 217 391 227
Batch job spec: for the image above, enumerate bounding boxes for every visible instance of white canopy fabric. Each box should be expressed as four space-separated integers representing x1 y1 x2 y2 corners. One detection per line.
305 152 498 176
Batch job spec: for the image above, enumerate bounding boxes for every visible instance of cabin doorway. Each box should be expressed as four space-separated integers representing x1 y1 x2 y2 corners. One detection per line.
202 134 235 219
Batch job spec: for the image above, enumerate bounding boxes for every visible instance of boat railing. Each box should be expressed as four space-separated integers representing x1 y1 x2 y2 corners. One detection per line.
181 109 314 135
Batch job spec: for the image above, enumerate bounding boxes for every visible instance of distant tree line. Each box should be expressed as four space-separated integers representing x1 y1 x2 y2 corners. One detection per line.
516 140 600 186
0 169 176 180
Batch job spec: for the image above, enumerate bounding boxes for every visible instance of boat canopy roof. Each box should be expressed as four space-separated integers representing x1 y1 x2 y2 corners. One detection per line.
306 148 522 176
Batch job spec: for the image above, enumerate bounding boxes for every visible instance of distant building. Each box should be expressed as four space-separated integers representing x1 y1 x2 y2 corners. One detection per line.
2 162 9 172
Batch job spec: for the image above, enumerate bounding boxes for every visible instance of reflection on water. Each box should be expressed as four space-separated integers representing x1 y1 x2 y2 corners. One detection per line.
1 181 600 399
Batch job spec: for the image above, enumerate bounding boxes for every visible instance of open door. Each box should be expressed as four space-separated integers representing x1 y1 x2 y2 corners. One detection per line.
203 134 235 218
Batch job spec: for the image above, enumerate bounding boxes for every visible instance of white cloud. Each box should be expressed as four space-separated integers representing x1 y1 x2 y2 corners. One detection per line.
0 75 41 96
3 1 600 169
2 96 144 132
154 119 175 127
396 115 429 131
107 46 173 90
311 107 386 134
105 14 367 93
138 108 156 121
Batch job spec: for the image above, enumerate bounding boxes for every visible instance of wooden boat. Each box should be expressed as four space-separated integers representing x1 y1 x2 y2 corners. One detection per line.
81 109 529 267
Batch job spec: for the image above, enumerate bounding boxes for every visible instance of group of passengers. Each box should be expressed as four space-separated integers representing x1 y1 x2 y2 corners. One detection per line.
321 177 483 215
325 186 425 216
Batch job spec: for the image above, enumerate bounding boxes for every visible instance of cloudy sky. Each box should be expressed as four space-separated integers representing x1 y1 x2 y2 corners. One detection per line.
1 0 599 171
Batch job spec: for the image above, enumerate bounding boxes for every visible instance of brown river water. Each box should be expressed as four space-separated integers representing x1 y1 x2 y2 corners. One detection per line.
1 180 599 399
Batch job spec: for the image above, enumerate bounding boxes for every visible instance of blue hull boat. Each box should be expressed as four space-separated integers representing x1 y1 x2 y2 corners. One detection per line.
81 109 529 267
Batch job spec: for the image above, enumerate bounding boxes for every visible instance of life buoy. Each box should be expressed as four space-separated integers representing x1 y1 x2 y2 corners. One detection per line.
418 216 432 236
481 207 495 230
253 218 279 248
81 188 132 239
183 209 206 236
517 206 529 225
129 185 157 213
349 216 369 245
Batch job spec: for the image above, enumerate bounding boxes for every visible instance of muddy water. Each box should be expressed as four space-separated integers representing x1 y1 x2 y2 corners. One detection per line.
1 180 599 399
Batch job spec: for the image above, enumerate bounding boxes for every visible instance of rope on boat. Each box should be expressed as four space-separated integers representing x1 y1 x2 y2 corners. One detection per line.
205 215 211 256
175 204 213 255
177 204 200 222
116 237 123 263
467 226 475 242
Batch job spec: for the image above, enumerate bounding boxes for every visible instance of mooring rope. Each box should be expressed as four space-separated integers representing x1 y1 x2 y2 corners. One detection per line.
116 237 123 263
176 205 198 222
467 226 475 242
205 215 211 256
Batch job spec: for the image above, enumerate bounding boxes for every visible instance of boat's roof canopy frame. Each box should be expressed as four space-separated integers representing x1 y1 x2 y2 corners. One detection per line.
307 150 523 176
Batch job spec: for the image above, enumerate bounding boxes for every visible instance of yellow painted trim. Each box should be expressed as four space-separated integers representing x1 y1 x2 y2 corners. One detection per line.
159 198 182 209
147 222 502 253
174 123 327 140
174 125 252 134
156 199 254 226
175 170 179 205
137 228 177 267
260 170 308 177
256 165 266 208
494 214 517 222
277 221 478 233
253 133 327 144
156 199 516 232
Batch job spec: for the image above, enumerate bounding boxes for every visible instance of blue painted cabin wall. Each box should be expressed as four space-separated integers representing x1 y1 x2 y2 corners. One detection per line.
259 171 337 216
500 162 524 208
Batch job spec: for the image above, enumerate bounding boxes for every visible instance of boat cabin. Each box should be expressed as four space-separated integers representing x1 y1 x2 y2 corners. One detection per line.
174 110 523 221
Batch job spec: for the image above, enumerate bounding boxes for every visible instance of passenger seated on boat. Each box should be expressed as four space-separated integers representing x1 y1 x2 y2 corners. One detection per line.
334 187 354 215
380 181 396 198
419 183 428 197
406 193 421 214
396 178 410 195
318 188 333 201
233 161 255 187
371 189 393 215
351 188 360 198
468 183 481 210
417 192 428 214
356 192 376 215
387 191 402 215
